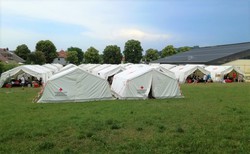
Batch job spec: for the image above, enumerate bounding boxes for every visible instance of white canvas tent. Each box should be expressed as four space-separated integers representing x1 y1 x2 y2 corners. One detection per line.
170 65 209 83
150 63 176 70
79 64 101 72
0 65 52 87
97 65 125 80
91 64 111 75
51 63 63 70
42 64 60 74
57 64 77 73
205 65 244 82
38 67 113 103
149 65 176 77
111 65 182 99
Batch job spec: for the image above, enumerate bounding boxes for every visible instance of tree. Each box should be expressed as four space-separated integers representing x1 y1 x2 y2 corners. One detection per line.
66 51 78 64
177 46 191 53
67 47 84 64
161 45 176 58
103 45 122 64
14 44 31 61
123 39 143 63
99 54 104 64
0 62 4 75
27 51 46 65
145 48 159 63
84 47 100 63
35 40 57 63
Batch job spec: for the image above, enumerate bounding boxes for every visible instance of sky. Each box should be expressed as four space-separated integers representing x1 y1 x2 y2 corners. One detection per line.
0 0 250 53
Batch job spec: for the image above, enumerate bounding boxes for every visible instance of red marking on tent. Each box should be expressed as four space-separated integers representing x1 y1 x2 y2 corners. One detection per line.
140 86 144 89
213 67 218 70
59 88 63 92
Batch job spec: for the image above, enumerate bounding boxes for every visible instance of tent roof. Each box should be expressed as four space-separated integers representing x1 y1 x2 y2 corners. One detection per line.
97 65 124 79
205 65 244 75
115 65 154 80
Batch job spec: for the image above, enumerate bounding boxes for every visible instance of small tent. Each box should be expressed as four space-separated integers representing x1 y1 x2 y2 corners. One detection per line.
38 67 113 103
111 65 182 99
97 65 125 80
170 65 209 83
205 65 244 82
0 65 52 87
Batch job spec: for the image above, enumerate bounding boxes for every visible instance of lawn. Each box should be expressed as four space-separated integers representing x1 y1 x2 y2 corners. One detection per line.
0 83 249 153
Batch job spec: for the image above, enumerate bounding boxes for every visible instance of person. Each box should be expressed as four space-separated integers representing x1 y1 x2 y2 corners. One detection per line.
203 74 207 83
232 72 237 82
238 74 243 82
20 76 25 89
39 78 43 86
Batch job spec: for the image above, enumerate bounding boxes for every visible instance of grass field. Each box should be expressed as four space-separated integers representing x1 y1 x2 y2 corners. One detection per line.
0 83 250 153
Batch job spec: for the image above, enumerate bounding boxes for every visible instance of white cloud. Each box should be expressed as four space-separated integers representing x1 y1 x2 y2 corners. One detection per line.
1 0 170 43
117 29 169 41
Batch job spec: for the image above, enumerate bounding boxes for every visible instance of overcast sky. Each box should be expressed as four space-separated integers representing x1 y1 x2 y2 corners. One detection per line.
1 0 250 53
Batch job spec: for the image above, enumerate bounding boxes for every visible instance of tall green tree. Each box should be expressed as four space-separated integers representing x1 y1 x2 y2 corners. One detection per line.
35 40 57 63
145 48 159 63
99 54 104 64
123 39 143 63
103 45 122 64
14 44 31 61
161 45 176 58
84 47 100 63
27 51 46 65
66 51 78 64
67 47 84 64
177 46 191 53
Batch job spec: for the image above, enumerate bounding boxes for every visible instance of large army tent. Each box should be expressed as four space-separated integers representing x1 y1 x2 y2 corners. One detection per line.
170 65 209 83
0 65 52 87
38 67 113 103
205 65 244 82
111 65 182 99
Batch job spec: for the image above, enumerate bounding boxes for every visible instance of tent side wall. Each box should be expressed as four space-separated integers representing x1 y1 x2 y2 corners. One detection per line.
111 70 152 99
38 68 113 103
152 70 182 98
75 72 113 101
38 69 80 103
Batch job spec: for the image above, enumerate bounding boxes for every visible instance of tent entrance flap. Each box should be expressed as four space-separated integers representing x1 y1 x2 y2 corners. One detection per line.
148 85 155 99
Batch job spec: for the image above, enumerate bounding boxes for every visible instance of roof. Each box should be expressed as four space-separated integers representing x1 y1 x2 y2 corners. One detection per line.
153 42 250 65
58 50 67 58
0 48 25 63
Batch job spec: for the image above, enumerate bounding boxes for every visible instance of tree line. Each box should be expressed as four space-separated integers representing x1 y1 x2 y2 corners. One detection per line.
14 39 192 65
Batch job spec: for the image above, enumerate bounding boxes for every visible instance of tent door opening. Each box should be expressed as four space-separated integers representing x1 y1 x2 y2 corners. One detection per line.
148 85 155 99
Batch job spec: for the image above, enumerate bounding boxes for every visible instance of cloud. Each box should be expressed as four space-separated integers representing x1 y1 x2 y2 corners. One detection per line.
117 29 169 41
1 0 170 43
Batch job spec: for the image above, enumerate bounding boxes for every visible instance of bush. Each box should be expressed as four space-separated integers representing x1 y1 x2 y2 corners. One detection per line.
0 62 19 75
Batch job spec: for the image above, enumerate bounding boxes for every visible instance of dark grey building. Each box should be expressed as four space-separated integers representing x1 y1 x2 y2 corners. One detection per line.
153 42 250 65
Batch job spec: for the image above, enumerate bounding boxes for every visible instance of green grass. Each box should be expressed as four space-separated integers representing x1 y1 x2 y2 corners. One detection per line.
0 83 250 153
